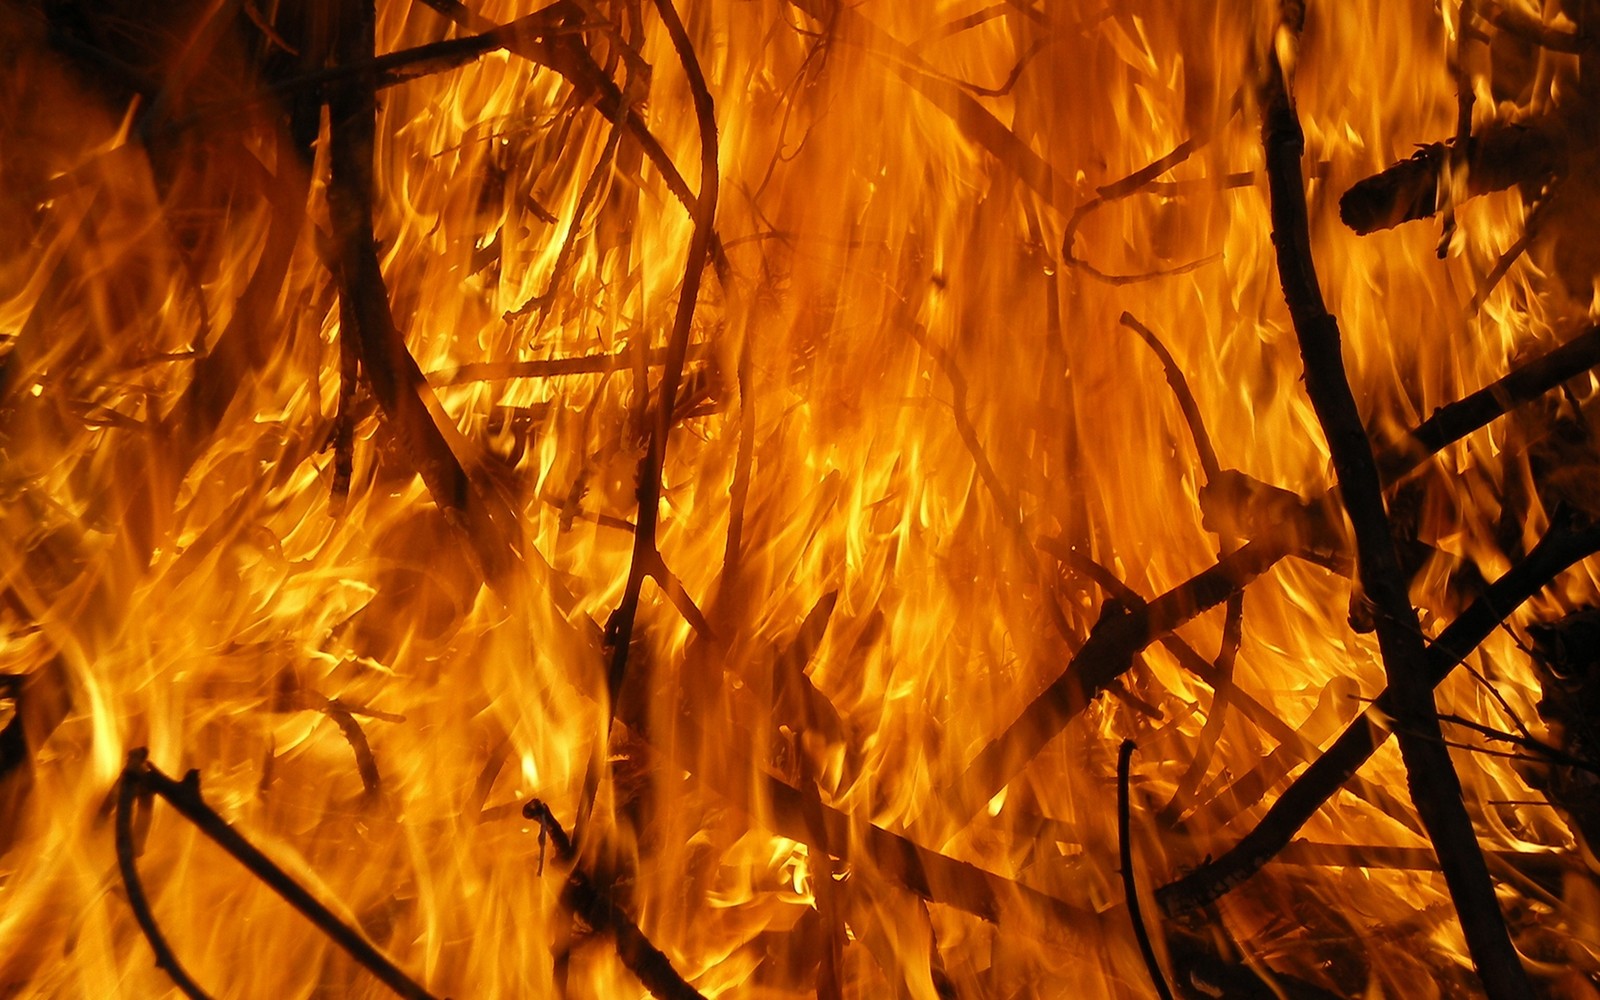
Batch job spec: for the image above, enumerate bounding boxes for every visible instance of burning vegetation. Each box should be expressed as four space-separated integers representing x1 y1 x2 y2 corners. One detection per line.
4 0 1600 997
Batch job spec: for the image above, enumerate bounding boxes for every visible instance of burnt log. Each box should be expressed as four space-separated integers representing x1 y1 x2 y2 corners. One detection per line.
1340 121 1565 235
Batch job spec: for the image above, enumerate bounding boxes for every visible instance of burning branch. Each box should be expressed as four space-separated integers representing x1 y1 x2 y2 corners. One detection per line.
115 750 439 1000
1156 513 1600 917
1062 140 1225 285
522 801 707 1000
931 300 1600 838
592 0 720 804
1339 121 1565 236
426 343 715 387
327 0 521 581
1209 321 1600 563
1254 9 1533 993
936 537 1287 828
115 760 208 999
1118 311 1246 824
414 0 732 276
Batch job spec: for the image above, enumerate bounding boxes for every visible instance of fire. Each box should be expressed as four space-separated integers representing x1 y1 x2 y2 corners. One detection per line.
3 0 1599 996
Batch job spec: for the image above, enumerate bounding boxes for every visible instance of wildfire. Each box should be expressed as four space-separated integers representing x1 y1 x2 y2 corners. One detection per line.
2 0 1599 997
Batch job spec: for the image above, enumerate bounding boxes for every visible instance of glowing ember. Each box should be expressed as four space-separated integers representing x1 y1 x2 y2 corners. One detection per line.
2 0 1599 996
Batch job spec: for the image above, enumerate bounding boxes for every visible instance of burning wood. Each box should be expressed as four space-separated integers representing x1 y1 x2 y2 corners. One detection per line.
6 0 1600 997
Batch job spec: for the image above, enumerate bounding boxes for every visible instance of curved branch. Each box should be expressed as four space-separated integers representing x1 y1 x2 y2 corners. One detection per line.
116 751 213 1000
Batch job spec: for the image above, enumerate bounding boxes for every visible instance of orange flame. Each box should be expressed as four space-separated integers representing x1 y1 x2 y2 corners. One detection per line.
2 0 1599 996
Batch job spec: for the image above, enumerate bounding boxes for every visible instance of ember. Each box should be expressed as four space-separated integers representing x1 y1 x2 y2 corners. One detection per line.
2 0 1599 997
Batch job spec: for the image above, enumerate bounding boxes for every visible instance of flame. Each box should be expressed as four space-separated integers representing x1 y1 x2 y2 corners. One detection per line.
2 0 1598 996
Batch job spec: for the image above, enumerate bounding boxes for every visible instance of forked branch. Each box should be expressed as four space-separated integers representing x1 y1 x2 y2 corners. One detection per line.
1259 10 1531 992
523 801 707 1000
1156 515 1600 916
115 749 439 1000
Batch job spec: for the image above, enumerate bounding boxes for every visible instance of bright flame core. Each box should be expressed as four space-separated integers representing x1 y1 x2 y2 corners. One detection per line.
2 0 1598 996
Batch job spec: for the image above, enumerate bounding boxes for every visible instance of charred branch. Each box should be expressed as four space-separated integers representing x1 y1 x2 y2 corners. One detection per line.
414 0 731 280
1257 13 1532 992
115 756 211 1000
1339 120 1565 235
1119 311 1245 820
937 536 1290 828
1048 546 1418 830
1208 322 1600 563
327 0 522 583
1156 515 1600 918
1402 323 1600 470
116 750 439 1000
1061 135 1222 285
590 0 720 828
523 801 708 1000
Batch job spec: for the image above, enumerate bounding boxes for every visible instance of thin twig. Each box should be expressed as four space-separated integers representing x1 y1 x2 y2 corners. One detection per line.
1467 200 1544 316
600 0 720 711
427 343 712 386
577 0 722 842
786 0 1068 207
1439 712 1600 776
1120 311 1244 820
118 750 439 999
319 697 382 798
506 111 626 323
1462 651 1536 741
116 752 212 1000
414 0 731 281
162 16 597 133
1118 741 1174 1000
1061 132 1229 285
1255 10 1532 990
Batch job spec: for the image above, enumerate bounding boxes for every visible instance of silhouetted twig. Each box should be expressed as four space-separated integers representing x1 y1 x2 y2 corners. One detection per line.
523 800 707 1000
116 752 211 1000
117 749 439 999
1117 741 1174 1000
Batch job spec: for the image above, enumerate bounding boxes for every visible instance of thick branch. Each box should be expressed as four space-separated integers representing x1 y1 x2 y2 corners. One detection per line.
1259 17 1532 994
1402 324 1600 468
935 537 1290 826
1210 323 1600 560
1339 120 1564 235
328 0 520 582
